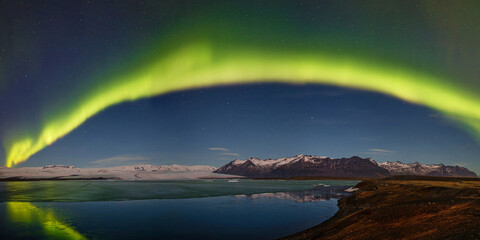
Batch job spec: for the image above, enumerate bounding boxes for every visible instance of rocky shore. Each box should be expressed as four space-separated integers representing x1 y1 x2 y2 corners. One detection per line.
283 176 480 240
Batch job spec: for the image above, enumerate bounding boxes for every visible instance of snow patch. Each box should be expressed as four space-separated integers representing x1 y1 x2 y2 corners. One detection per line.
345 187 359 192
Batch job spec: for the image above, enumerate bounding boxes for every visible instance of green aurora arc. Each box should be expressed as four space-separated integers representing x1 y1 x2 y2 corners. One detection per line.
4 39 480 167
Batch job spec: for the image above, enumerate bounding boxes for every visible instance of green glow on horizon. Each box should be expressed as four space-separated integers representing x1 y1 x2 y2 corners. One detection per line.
4 42 480 167
7 202 87 239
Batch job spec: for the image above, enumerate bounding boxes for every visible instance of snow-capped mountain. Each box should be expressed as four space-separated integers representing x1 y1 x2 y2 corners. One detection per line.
0 164 223 180
214 155 390 177
43 165 78 169
108 164 217 172
379 161 476 177
215 155 477 178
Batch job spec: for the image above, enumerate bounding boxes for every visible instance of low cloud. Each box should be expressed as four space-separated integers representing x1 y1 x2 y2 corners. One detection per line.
368 149 394 154
208 147 229 151
90 155 150 165
219 152 240 157
209 147 239 157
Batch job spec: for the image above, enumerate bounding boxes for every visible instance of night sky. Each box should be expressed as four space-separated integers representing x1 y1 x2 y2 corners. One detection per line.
1 1 479 172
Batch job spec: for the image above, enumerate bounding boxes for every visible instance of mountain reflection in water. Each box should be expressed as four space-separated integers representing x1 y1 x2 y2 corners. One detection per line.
236 185 351 203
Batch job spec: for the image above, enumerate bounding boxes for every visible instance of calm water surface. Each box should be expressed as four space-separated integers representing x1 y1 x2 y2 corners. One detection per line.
0 180 358 239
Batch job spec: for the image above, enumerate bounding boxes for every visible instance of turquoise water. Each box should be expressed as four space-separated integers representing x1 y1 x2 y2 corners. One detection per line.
0 180 358 239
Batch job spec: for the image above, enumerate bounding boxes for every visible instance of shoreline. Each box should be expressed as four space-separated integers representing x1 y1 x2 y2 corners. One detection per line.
282 176 480 239
253 176 373 181
0 174 370 182
0 175 246 182
0 176 118 181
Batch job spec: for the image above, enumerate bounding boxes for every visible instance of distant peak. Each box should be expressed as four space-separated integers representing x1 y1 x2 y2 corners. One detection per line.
367 158 378 165
43 165 77 169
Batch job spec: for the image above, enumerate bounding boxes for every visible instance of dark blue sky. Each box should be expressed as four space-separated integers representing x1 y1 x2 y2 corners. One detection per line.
1 1 479 173
18 83 480 172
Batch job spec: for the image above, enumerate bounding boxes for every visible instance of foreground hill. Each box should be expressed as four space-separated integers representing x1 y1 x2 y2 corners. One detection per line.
283 176 480 240
215 155 477 178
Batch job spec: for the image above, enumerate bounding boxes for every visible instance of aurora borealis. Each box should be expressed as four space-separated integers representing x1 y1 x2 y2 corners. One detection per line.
4 42 480 167
1 1 480 169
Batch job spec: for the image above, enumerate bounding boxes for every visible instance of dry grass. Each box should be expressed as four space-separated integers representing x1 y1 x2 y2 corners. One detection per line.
284 177 480 240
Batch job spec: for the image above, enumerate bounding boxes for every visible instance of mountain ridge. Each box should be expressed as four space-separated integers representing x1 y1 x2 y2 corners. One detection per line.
0 164 229 181
215 155 477 178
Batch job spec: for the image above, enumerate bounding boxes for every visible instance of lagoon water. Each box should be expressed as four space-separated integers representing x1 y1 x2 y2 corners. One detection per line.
0 180 357 239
